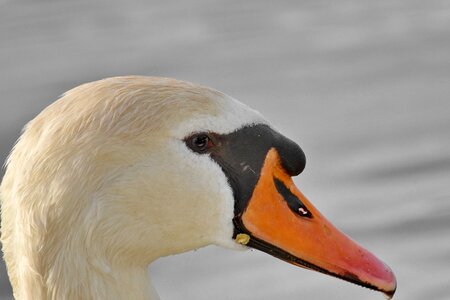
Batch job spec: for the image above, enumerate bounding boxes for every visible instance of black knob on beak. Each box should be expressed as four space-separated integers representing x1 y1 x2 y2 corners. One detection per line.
275 136 306 176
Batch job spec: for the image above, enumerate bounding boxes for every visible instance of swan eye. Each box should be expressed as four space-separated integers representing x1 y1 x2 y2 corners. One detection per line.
186 133 214 153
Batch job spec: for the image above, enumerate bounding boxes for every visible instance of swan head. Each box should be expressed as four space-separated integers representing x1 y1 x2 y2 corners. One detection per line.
0 76 396 298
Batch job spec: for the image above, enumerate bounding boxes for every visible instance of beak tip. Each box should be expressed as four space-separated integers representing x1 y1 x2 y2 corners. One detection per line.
338 251 397 298
378 262 397 298
341 267 396 298
370 263 397 299
383 271 397 299
381 280 397 299
383 289 396 300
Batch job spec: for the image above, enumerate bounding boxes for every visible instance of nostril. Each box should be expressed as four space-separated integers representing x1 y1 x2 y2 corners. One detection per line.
274 177 312 218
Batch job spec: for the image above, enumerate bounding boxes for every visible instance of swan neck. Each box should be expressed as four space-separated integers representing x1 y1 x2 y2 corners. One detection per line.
14 257 159 300
56 262 159 300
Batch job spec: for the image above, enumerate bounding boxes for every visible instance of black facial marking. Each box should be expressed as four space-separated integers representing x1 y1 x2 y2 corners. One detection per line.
185 124 306 216
273 177 312 218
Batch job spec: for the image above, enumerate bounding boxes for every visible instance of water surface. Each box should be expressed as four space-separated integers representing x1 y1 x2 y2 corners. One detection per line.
1 1 449 299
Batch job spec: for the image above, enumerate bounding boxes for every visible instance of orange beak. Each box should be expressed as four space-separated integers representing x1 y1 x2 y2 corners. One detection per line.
235 148 397 298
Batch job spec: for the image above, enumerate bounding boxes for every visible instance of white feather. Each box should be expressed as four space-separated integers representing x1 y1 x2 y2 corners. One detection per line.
0 76 268 300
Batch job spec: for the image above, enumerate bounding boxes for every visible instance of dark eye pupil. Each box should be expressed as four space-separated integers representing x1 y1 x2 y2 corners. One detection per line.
185 133 215 154
193 135 209 150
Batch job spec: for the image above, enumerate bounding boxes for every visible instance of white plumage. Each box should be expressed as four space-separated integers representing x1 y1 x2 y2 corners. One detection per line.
1 76 266 300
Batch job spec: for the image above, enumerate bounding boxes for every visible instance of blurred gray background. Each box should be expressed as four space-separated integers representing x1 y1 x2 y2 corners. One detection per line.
1 1 449 299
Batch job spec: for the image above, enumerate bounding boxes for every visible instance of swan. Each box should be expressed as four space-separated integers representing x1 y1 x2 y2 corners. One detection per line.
0 76 396 300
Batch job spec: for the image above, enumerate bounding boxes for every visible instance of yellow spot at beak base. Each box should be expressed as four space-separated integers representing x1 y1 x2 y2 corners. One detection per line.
236 233 251 245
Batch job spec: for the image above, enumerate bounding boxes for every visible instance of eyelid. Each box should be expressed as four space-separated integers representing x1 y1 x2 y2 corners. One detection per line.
184 132 216 154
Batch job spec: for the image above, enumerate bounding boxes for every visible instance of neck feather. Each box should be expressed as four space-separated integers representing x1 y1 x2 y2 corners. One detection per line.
13 251 159 300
